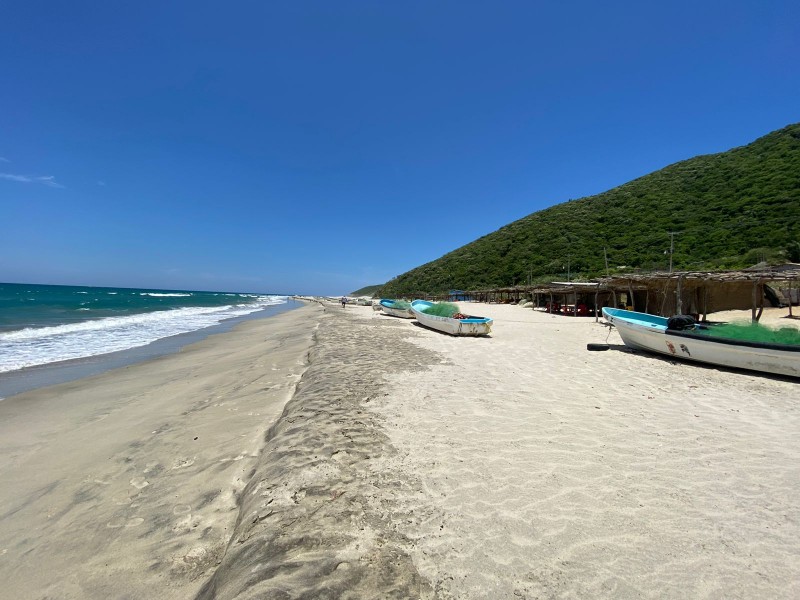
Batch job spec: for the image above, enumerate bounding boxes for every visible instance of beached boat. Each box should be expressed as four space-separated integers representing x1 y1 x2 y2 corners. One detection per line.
602 307 800 378
379 299 415 319
410 300 493 336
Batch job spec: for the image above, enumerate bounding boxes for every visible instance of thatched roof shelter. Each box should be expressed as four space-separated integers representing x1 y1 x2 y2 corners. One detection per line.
596 265 800 321
445 264 800 322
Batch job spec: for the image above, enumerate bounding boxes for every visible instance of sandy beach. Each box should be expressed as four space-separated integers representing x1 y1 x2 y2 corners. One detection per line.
0 305 320 599
372 304 800 598
1 300 798 599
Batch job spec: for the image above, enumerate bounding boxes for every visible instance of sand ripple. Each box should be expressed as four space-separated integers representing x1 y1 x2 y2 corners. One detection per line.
371 305 800 599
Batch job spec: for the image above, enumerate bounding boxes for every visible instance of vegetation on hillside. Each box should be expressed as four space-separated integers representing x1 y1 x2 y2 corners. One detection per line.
350 284 383 297
379 123 800 297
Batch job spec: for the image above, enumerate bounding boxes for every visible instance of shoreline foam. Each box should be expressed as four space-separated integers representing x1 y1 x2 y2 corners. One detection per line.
0 299 302 399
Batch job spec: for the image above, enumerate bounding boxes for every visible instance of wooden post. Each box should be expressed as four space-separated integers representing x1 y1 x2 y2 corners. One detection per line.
676 275 683 315
751 280 758 322
702 285 708 322
756 282 764 322
594 288 599 322
628 280 635 311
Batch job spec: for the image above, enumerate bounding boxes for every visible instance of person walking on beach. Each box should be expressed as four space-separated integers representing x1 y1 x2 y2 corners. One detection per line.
341 296 347 308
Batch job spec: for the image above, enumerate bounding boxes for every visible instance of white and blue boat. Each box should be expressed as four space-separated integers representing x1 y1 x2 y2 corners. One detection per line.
379 299 415 319
602 307 800 378
410 300 493 336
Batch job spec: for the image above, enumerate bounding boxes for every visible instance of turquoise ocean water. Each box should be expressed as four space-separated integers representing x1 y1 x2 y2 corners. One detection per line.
0 282 289 374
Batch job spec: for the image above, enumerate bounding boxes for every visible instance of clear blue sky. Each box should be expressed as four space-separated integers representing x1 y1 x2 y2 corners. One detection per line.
1 1 798 295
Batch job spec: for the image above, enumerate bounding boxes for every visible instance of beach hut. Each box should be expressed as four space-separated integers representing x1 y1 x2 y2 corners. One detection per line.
597 264 800 322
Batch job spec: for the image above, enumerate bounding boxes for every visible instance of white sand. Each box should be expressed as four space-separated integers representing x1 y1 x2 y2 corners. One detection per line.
365 303 800 598
0 305 320 599
1 300 798 599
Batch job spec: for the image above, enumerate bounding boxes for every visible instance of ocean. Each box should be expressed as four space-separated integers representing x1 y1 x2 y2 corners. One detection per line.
0 282 291 376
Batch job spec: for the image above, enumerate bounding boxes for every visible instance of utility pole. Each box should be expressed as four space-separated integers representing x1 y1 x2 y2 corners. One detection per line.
668 231 681 273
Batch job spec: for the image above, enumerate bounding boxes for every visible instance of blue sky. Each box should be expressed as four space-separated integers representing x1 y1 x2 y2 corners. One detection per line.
1 1 798 295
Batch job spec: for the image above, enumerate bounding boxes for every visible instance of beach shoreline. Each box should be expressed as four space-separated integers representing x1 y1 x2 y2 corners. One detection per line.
0 299 303 400
0 303 322 599
1 300 798 599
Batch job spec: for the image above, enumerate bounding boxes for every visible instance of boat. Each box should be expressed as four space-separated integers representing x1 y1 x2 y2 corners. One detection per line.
379 299 415 319
410 300 493 336
602 307 800 378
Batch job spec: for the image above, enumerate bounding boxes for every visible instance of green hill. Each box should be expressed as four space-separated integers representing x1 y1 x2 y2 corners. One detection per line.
379 123 800 297
350 284 383 297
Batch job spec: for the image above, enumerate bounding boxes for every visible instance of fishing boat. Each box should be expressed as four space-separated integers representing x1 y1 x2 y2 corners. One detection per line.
410 300 493 336
602 307 800 378
379 299 415 319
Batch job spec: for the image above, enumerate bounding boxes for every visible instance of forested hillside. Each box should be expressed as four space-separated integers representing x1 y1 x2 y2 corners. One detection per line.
379 123 800 297
350 284 382 297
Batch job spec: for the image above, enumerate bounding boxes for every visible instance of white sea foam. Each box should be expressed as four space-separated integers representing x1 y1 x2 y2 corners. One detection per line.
0 295 287 373
139 292 193 297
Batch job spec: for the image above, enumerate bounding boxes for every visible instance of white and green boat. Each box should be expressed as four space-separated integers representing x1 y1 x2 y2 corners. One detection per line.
603 307 800 378
379 299 415 319
410 300 492 336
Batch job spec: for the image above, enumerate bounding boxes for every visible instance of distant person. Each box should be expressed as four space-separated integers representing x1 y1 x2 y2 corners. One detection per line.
341 297 347 308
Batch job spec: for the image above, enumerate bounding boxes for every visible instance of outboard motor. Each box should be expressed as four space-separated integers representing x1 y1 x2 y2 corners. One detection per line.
667 315 697 331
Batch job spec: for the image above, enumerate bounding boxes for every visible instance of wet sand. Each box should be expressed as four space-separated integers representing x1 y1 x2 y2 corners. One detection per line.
0 304 320 599
1 301 798 599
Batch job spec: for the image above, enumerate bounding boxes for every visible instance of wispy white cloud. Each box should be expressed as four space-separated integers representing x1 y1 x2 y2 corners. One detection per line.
97 180 106 186
36 175 65 189
0 172 65 189
0 157 9 163
0 173 30 182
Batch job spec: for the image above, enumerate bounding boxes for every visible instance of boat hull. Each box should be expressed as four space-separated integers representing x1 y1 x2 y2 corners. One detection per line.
410 300 492 336
603 307 800 378
379 300 414 319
